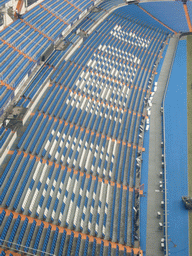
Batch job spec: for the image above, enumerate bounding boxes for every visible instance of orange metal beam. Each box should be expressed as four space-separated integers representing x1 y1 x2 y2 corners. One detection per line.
14 0 24 18
0 248 21 256
0 207 143 255
48 82 146 115
16 0 23 13
0 80 15 91
39 4 68 25
8 149 143 194
30 111 144 148
0 38 35 62
64 0 81 12
21 19 54 42
138 5 177 34
183 4 192 32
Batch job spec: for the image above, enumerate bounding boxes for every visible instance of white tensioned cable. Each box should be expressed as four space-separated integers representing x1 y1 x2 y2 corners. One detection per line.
0 238 56 256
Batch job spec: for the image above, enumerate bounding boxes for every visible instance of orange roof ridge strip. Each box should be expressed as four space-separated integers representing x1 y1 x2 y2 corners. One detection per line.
0 208 143 255
0 80 14 91
183 4 192 32
0 248 21 256
75 2 85 12
0 38 35 62
72 56 155 78
30 111 144 145
138 5 177 34
39 4 68 25
13 150 143 194
64 0 82 12
67 87 134 113
73 66 140 88
21 19 53 42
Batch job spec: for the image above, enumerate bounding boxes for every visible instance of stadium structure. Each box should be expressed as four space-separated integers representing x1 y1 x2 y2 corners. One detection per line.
0 0 191 255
